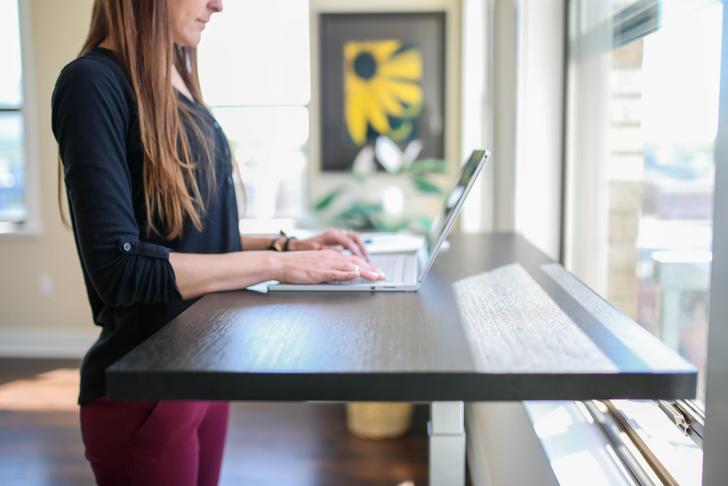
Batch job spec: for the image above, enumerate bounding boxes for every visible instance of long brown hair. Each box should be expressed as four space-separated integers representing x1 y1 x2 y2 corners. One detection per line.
58 0 216 239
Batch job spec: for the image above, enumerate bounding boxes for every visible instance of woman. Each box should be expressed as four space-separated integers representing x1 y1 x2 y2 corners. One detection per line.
52 0 383 484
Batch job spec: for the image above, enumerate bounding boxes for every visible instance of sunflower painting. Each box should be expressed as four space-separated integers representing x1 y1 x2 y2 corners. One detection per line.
320 12 445 172
344 40 423 145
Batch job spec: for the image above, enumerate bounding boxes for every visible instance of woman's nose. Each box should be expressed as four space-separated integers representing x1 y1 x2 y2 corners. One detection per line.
208 0 223 14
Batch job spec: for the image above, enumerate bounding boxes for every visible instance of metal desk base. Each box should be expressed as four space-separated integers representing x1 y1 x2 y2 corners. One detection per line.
429 401 466 485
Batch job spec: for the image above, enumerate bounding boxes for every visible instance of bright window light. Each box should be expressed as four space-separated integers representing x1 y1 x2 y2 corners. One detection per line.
0 0 26 224
197 0 311 221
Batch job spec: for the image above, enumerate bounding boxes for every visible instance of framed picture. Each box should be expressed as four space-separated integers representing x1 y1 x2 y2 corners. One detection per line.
319 12 446 172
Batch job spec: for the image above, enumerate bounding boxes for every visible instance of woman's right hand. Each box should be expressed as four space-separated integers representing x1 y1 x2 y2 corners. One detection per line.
272 249 385 284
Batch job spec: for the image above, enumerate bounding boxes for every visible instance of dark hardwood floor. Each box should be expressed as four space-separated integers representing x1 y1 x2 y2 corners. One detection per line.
0 358 468 485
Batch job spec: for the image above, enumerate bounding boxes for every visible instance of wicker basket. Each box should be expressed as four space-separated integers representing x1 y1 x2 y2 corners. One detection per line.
345 402 414 439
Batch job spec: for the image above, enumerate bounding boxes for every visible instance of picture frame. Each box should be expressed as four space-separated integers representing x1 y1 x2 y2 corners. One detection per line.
318 12 446 172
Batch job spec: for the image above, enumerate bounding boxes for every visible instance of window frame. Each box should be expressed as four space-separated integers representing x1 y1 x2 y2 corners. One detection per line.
701 2 728 480
0 0 42 238
562 0 720 481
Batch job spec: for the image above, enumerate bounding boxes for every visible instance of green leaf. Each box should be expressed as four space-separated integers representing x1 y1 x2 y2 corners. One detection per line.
412 177 443 195
410 216 432 232
407 158 448 175
332 202 383 231
377 218 412 232
313 187 344 212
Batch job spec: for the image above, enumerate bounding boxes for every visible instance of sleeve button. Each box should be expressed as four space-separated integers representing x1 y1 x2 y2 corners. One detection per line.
122 242 132 252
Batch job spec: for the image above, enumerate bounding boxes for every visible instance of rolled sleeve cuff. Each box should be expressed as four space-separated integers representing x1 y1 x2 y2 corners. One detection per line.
117 238 172 259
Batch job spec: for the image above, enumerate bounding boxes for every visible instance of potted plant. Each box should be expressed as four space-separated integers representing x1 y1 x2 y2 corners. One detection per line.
313 136 449 233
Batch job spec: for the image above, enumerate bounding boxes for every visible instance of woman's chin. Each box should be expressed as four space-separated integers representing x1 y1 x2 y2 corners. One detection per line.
175 33 202 48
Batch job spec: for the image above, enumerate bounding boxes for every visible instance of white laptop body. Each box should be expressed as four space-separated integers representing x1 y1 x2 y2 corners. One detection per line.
268 149 491 292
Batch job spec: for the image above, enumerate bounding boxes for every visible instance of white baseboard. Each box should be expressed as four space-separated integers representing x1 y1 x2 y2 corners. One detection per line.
0 327 98 358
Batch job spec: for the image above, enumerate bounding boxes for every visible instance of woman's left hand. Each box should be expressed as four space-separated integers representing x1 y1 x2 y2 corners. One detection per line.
290 229 370 260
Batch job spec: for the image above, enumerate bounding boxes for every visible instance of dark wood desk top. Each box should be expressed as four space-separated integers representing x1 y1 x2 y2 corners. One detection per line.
107 233 696 402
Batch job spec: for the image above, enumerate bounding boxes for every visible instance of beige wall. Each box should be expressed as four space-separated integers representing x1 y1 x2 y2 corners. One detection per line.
0 0 94 330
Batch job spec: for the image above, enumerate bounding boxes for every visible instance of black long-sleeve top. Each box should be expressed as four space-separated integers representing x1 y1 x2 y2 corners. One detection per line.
51 47 242 404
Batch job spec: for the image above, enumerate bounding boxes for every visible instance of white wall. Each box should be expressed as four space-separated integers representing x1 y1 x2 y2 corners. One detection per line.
561 0 611 294
513 0 564 260
484 0 565 260
491 0 519 232
460 0 494 233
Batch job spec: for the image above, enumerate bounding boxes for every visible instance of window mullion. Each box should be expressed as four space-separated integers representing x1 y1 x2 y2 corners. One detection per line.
603 400 681 486
582 400 664 485
674 400 705 446
612 0 661 48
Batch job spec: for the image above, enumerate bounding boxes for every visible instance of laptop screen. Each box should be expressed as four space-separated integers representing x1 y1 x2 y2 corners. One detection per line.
419 149 490 280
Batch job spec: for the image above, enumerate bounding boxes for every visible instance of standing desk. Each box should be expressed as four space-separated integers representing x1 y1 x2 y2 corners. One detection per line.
107 233 696 485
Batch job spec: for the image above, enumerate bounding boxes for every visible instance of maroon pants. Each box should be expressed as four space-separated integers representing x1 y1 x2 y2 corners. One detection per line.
80 396 229 486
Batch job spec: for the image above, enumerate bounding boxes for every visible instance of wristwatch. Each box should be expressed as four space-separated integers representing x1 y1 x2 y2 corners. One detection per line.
267 230 296 252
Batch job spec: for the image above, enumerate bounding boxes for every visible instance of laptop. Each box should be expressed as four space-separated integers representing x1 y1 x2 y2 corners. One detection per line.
267 149 491 292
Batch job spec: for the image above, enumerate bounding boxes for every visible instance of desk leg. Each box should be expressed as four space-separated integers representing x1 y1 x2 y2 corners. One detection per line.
429 401 466 486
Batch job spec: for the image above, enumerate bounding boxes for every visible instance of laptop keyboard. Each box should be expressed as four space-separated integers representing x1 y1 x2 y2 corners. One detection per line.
371 255 407 281
328 254 409 285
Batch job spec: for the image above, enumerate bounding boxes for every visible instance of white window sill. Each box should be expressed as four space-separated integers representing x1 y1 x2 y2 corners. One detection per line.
0 221 43 239
524 401 636 486
524 400 703 486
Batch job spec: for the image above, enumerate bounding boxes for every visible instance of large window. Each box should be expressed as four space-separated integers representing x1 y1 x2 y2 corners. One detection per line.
0 0 26 224
565 0 721 483
567 0 721 397
197 0 310 230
